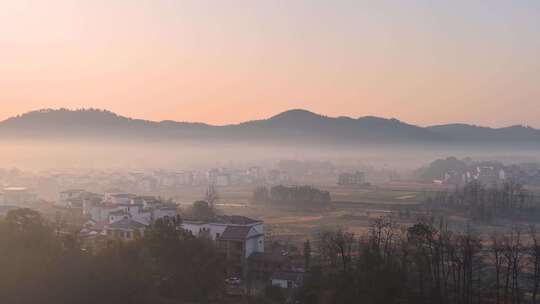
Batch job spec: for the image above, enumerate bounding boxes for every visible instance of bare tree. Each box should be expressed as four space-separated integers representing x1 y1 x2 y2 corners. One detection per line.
490 232 505 304
205 183 219 209
530 225 540 304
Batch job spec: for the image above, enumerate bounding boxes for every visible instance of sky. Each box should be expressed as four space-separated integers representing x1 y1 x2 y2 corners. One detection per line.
0 0 539 127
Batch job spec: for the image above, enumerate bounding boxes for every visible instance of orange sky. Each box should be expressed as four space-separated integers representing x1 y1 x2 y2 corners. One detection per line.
0 1 539 127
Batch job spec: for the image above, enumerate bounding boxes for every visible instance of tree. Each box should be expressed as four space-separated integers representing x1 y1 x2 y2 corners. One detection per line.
205 183 219 209
253 186 270 203
530 225 540 304
304 239 312 270
189 200 215 221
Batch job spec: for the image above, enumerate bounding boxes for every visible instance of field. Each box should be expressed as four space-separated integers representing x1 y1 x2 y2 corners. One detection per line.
168 181 540 247
168 181 454 247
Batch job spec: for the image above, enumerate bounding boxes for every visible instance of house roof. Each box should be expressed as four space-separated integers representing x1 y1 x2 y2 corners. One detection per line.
219 226 253 241
215 215 261 225
108 218 147 230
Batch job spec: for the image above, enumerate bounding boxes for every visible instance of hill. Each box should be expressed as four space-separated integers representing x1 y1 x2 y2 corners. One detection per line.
0 108 538 146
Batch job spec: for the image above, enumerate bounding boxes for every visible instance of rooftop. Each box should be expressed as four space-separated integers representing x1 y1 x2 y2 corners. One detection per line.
215 215 261 225
219 226 256 241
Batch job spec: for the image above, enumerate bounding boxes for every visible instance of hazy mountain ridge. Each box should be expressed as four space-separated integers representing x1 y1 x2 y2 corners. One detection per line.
0 108 538 145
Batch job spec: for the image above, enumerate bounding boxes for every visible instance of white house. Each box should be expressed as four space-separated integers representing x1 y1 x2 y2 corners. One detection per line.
105 218 147 241
270 271 304 289
182 215 264 277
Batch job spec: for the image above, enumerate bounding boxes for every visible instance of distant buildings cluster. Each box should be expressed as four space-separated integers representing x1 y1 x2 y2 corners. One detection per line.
45 167 291 195
442 163 540 187
56 187 279 282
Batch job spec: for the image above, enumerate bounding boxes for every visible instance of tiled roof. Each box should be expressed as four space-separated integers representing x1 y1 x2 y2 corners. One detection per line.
215 215 261 225
219 226 253 241
108 218 146 230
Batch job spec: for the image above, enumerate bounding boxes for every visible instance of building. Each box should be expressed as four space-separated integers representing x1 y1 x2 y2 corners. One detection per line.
59 189 86 202
270 271 304 289
182 215 264 277
338 171 366 186
107 193 137 205
105 218 146 241
83 192 178 227
56 189 102 208
474 166 504 186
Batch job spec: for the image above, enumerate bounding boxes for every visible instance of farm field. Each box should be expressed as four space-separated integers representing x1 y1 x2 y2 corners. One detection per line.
195 181 452 246
168 181 537 247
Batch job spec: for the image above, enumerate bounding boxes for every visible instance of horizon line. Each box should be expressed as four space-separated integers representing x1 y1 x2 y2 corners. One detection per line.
2 107 537 130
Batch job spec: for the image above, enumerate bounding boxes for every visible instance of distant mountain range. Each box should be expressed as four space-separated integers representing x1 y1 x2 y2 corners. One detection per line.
0 108 538 146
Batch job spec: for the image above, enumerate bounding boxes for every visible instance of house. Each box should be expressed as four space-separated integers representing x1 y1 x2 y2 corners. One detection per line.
84 202 125 222
105 218 146 241
270 271 304 289
182 215 264 277
82 191 179 242
56 189 102 208
217 225 264 276
59 189 86 202
131 196 159 208
107 193 137 205
474 166 504 186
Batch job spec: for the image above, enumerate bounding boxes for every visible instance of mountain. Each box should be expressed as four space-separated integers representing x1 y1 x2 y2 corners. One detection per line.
427 123 540 143
0 108 538 146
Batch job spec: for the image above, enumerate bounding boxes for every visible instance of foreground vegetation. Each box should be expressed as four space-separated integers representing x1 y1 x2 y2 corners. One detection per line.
0 209 224 304
299 216 540 304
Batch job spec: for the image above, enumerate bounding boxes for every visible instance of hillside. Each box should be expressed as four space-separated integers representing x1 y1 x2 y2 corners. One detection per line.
0 108 538 146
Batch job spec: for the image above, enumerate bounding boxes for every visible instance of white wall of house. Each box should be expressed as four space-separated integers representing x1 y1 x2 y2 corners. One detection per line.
245 235 264 258
271 279 289 289
109 214 128 224
87 205 124 222
133 212 152 225
153 208 177 221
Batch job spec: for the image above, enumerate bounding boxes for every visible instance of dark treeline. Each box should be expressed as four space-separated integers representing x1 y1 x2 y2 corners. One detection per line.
0 208 224 304
425 180 539 222
252 185 331 206
297 217 540 304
